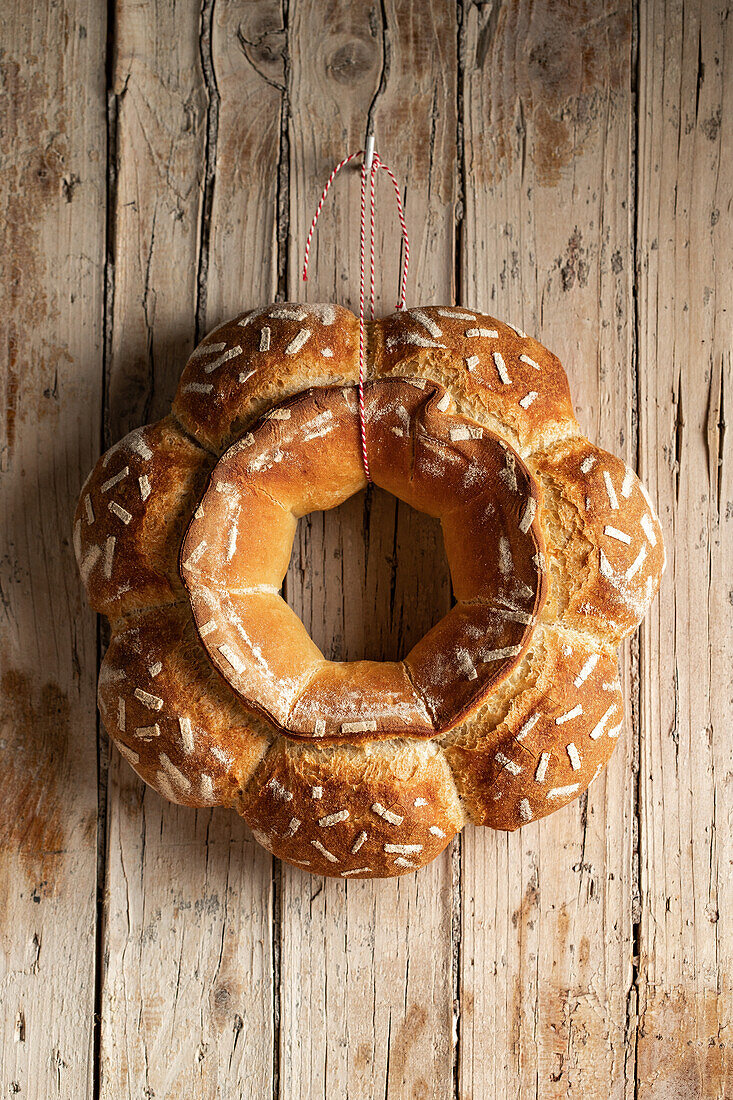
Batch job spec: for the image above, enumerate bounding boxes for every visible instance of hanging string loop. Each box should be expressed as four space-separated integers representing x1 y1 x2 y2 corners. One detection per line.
301 143 410 481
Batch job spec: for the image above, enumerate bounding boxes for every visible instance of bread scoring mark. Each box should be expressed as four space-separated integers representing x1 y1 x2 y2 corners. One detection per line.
269 306 307 321
640 513 657 546
465 327 498 338
203 345 243 373
481 644 523 664
138 474 151 502
519 391 538 409
218 642 246 675
226 521 237 562
437 308 478 320
498 536 513 577
436 392 450 413
604 525 632 544
429 825 446 838
103 536 115 579
311 839 339 863
449 424 483 441
341 720 377 734
515 712 540 741
117 697 125 732
555 704 582 725
506 322 527 338
493 351 511 384
198 619 216 637
465 355 479 372
190 340 227 360
108 501 132 526
351 831 367 853
574 653 599 687
311 786 323 799
547 783 579 800
179 716 195 754
259 327 271 352
148 661 162 678
626 546 647 579
117 741 139 766
519 497 537 533
100 466 129 493
80 545 102 583
566 743 582 770
160 753 191 792
457 648 478 680
495 752 522 775
621 467 635 498
519 354 540 371
519 798 533 822
134 688 163 711
371 803 403 826
136 723 160 740
493 606 534 626
284 328 311 355
183 382 214 394
580 454 596 474
386 333 446 350
384 843 422 854
268 408 292 420
603 470 619 510
267 777 293 801
535 752 551 782
183 540 207 570
318 810 350 827
128 432 152 461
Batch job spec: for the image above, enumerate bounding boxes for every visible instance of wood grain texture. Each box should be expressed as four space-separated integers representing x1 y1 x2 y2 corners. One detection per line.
0 0 106 1094
281 1 458 1095
458 2 638 1095
3 1 733 1097
100 0 275 1095
635 3 733 1095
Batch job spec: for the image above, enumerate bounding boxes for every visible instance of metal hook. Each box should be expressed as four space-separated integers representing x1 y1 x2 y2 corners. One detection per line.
364 132 376 173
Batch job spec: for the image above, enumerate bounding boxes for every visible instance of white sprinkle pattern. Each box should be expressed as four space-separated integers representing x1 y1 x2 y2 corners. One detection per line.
259 327 271 352
204 345 242 373
319 810 349 827
547 784 580 800
519 497 537 533
574 653 599 687
493 351 511 384
566 743 582 770
311 840 339 863
535 753 551 783
285 328 311 355
465 327 498 338
218 643 245 675
384 843 423 854
351 831 367 853
495 752 522 776
555 704 583 725
519 798 533 822
372 803 403 826
603 471 619 510
519 354 540 370
604 525 632 544
179 716 195 754
519 391 538 409
640 513 657 546
108 501 132 525
100 467 129 493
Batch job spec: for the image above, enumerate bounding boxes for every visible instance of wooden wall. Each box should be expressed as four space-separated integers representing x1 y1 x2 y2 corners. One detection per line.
1 1 731 1095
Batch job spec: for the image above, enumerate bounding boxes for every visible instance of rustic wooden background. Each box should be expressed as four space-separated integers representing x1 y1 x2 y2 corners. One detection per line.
1 0 731 1096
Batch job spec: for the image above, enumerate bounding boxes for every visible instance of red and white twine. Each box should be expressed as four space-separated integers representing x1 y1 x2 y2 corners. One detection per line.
302 147 410 480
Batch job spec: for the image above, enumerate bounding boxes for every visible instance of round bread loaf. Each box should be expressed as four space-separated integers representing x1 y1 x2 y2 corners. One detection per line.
75 304 665 878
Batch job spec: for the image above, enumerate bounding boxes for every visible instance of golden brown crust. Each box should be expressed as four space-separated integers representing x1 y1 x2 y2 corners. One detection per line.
531 438 665 644
240 738 464 877
442 624 623 829
98 602 271 806
74 301 666 876
172 304 360 453
73 415 213 620
180 379 546 742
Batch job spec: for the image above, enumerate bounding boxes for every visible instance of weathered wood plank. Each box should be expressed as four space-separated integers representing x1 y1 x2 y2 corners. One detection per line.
0 0 106 1094
100 1 275 1095
635 3 733 1095
281 1 458 1095
459 3 637 1096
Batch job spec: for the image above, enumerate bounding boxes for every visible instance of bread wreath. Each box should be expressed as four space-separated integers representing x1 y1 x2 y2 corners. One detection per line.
75 304 664 878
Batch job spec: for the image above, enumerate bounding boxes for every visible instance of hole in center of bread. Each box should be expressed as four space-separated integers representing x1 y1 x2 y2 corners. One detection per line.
286 484 452 663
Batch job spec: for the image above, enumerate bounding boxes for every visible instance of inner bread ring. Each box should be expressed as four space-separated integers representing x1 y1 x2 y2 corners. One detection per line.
180 378 546 742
